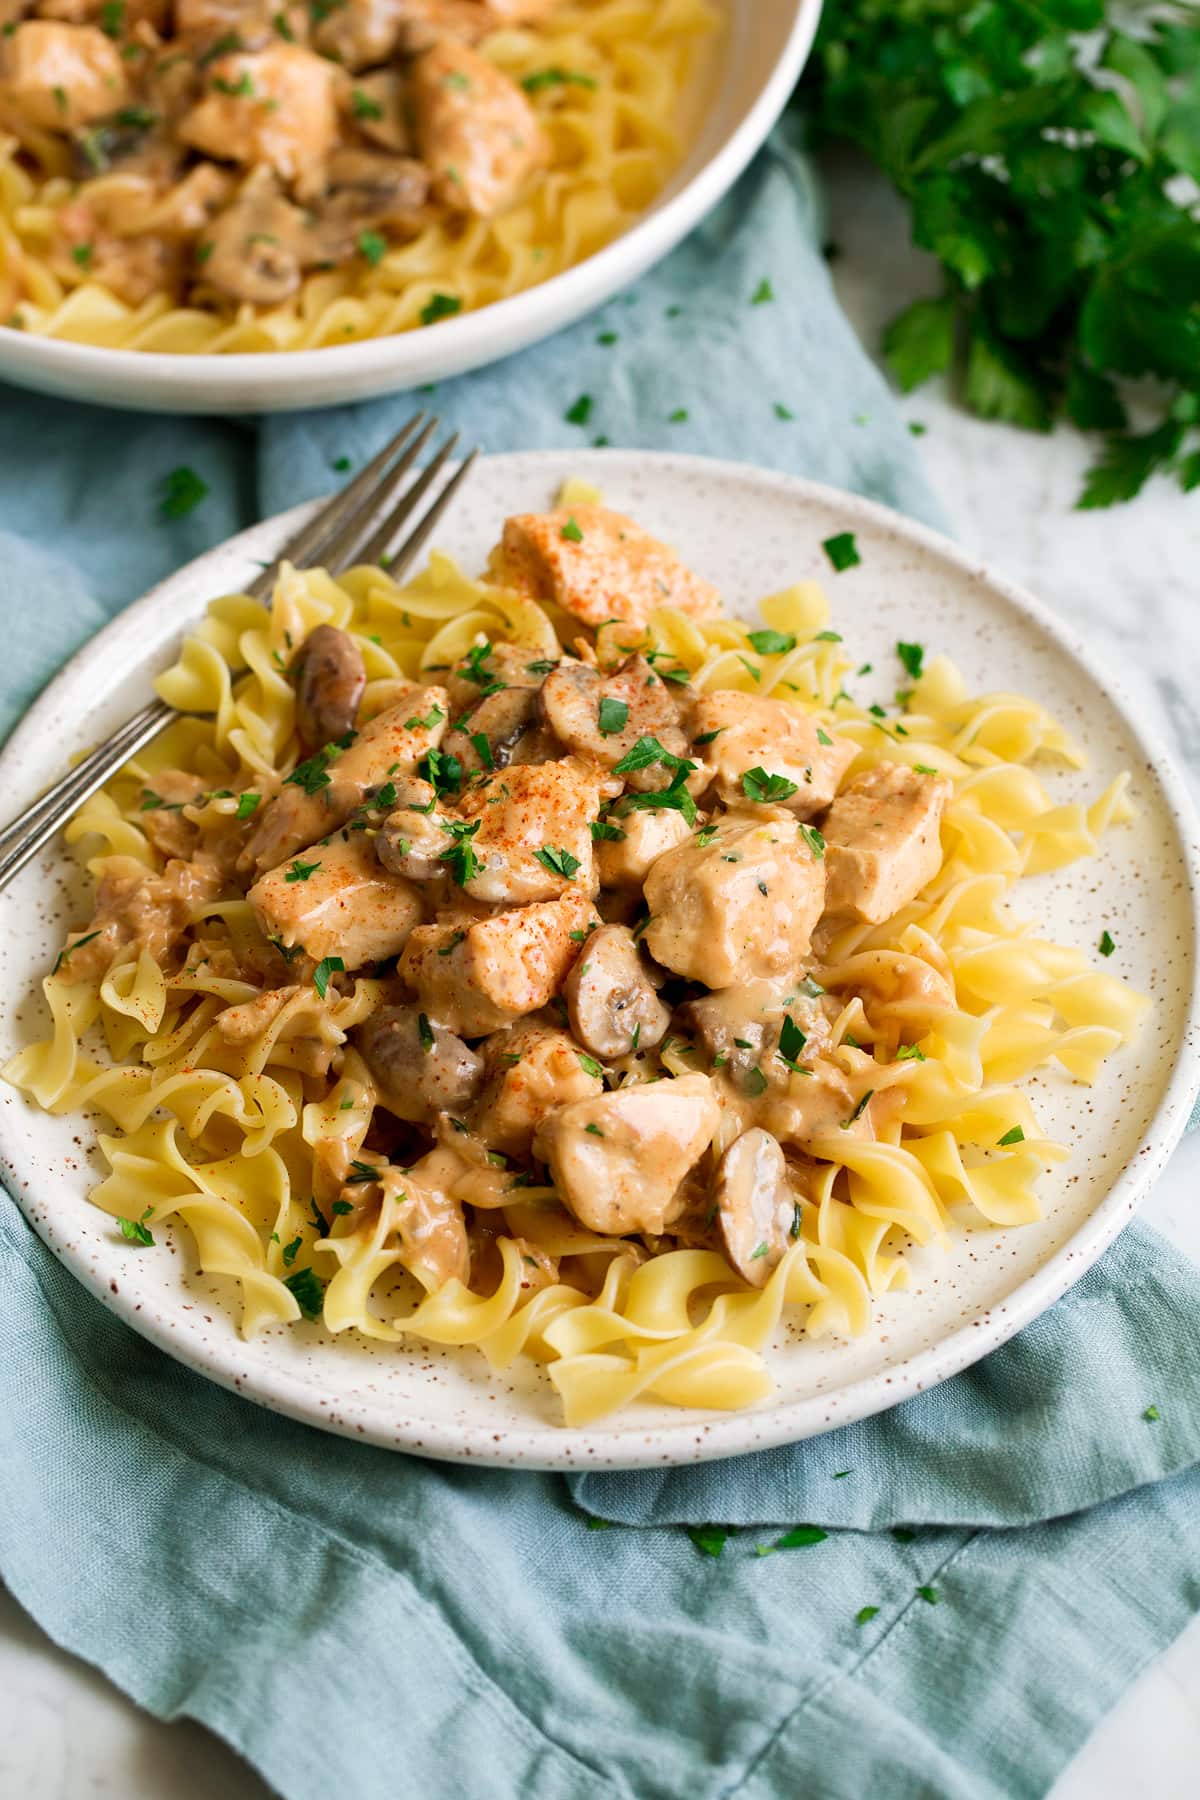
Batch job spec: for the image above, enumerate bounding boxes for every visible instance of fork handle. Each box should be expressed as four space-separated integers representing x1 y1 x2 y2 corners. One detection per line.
0 697 174 891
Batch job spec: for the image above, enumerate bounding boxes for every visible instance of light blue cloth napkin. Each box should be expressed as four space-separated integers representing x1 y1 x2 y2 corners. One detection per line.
2 120 1199 1800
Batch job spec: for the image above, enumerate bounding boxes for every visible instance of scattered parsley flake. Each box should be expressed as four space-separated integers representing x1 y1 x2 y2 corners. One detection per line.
799 823 826 860
1099 930 1116 957
598 696 629 736
418 1012 435 1052
895 1044 926 1062
577 1051 604 1079
590 819 624 841
757 1525 828 1556
914 764 938 776
774 402 795 420
313 955 344 999
358 230 387 267
843 1090 874 1127
897 641 925 680
822 532 861 573
743 1066 768 1098
1144 1405 1161 1422
535 845 581 880
521 65 597 94
778 1014 808 1073
561 515 584 543
742 767 799 805
284 1267 324 1320
117 1208 155 1247
856 1605 881 1626
236 791 261 819
420 292 462 326
997 1126 1025 1147
751 278 775 305
160 466 209 520
917 1585 939 1606
565 394 593 426
688 1524 730 1558
747 628 797 656
284 858 321 882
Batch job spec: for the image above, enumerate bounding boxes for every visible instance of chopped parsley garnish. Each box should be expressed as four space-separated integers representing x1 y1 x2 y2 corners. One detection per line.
749 1242 770 1260
736 656 762 683
741 767 798 805
778 1014 808 1073
235 791 261 818
526 658 558 675
332 1200 354 1216
774 402 795 421
897 641 925 680
284 734 354 794
358 230 387 267
585 1123 605 1137
895 1044 926 1062
51 930 101 976
439 818 482 885
405 702 445 730
617 781 697 828
798 823 826 860
597 330 618 346
1099 929 1116 957
535 844 581 880
437 929 467 958
815 729 834 749
418 1012 435 1052
99 0 124 34
212 71 255 97
695 825 718 847
855 1606 881 1626
667 408 689 423
914 764 938 776
565 394 593 426
694 728 726 746
577 1052 604 1079
347 1160 379 1183
117 1207 155 1247
843 1090 874 1127
284 1267 324 1320
747 628 797 656
756 1525 828 1556
917 1585 939 1606
313 955 344 1000
1144 1405 1161 1422
598 696 629 736
469 731 494 770
687 1524 730 1558
751 278 775 305
743 1066 768 1098
419 745 464 797
281 1234 302 1266
590 819 625 841
160 466 209 520
561 515 584 543
611 735 694 778
822 531 861 573
521 65 598 94
997 1126 1025 1147
70 243 93 270
420 292 462 326
284 858 320 882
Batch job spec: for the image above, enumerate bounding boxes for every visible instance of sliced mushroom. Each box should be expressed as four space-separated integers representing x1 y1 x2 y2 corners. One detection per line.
307 148 431 261
442 685 556 776
356 1004 484 1125
563 923 671 1060
711 1128 797 1286
443 640 543 717
375 777 450 881
292 624 366 751
198 176 308 305
539 655 691 792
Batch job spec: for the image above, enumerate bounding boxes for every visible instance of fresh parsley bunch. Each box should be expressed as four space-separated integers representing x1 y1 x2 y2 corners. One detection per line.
805 1 1200 506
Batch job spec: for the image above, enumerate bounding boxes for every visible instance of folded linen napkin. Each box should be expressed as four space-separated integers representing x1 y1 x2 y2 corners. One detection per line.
2 119 1198 1800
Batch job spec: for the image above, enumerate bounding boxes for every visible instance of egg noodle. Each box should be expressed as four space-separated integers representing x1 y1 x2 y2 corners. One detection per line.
0 0 718 352
4 484 1149 1425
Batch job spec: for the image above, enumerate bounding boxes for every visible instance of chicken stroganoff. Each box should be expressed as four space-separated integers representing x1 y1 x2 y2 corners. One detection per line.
0 0 718 349
6 486 1149 1424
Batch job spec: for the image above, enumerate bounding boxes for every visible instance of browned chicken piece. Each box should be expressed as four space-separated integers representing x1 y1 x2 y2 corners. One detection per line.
595 806 691 889
533 1072 721 1237
822 763 950 923
442 639 544 717
55 851 224 982
356 1003 484 1123
410 37 546 217
174 0 289 41
711 1128 797 1286
38 0 169 26
492 505 721 632
292 625 366 752
691 693 859 817
563 922 670 1060
394 0 496 53
676 979 834 1087
378 1154 471 1288
241 684 448 875
442 684 556 776
54 201 182 303
643 813 826 988
117 163 234 238
2 22 128 128
453 760 603 905
178 44 338 185
197 171 312 305
399 886 596 1036
248 833 424 966
137 768 208 862
539 655 693 792
470 1017 603 1157
312 0 450 69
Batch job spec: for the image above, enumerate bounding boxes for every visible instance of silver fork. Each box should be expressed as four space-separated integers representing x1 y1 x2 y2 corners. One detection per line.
0 412 478 893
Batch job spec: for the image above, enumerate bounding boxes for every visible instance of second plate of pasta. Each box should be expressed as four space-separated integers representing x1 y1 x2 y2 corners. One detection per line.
1 450 1197 1468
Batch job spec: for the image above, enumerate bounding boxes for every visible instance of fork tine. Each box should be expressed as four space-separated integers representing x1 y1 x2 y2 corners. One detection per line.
367 449 480 586
350 432 461 572
315 416 441 576
245 411 427 598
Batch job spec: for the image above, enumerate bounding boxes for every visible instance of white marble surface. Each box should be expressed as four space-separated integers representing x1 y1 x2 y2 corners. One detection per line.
2 150 1199 1800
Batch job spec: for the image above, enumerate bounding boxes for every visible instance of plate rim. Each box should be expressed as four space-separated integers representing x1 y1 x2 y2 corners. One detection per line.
0 0 823 414
2 447 1198 1470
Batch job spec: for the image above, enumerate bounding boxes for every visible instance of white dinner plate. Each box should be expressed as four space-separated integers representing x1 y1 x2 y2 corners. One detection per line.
0 0 821 416
1 450 1198 1469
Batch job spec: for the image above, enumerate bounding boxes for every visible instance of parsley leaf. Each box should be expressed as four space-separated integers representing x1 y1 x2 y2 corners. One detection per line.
997 1126 1025 1147
577 1051 604 1079
313 955 344 999
778 1014 808 1073
897 641 925 681
284 859 320 882
565 393 593 426
160 466 209 519
688 1524 730 1558
235 791 261 818
1098 929 1116 957
742 767 798 805
598 696 629 736
535 845 581 879
747 628 797 655
284 1267 324 1320
420 292 461 327
117 1208 155 1247
561 515 584 543
822 531 861 573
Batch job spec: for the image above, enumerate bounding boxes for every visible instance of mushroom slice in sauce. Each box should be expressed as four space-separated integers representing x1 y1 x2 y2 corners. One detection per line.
539 655 691 791
197 175 311 305
563 922 670 1060
355 1004 483 1125
442 684 556 776
711 1128 797 1286
292 624 366 752
375 776 450 881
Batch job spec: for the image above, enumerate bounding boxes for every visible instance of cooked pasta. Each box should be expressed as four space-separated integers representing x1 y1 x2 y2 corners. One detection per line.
4 484 1149 1425
0 0 718 352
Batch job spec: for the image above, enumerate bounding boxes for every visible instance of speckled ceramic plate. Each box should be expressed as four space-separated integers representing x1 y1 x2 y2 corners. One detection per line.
2 451 1198 1469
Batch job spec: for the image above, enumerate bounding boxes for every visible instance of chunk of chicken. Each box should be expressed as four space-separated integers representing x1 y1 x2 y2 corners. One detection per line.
179 45 338 185
712 1128 797 1286
411 37 545 217
356 1003 484 1124
644 814 826 988
378 1153 471 1289
470 1018 603 1158
539 655 691 791
441 684 556 776
399 887 595 1036
492 505 721 631
241 685 448 875
822 763 951 923
137 768 208 862
563 922 670 1060
54 201 181 303
533 1072 721 1237
249 833 424 967
595 805 692 889
55 851 223 983
293 624 366 751
691 693 858 817
454 760 603 905
2 22 127 128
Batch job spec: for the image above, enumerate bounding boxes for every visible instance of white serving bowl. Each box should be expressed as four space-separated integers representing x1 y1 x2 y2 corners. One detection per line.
0 0 821 416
